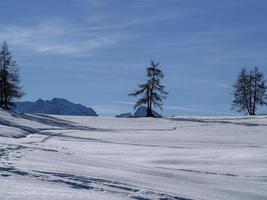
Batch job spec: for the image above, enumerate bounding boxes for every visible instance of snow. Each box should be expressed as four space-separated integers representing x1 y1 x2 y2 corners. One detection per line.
0 109 267 199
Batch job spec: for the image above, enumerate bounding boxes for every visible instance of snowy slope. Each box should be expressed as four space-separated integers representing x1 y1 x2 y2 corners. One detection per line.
0 109 267 200
15 98 98 116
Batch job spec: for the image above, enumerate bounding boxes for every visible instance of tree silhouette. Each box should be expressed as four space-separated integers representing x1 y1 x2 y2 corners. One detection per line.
129 61 168 117
0 41 24 109
232 67 267 115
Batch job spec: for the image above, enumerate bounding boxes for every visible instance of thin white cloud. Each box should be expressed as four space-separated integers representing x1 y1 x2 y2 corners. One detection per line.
0 21 134 55
86 13 181 31
164 105 232 115
215 83 231 89
0 1 192 56
114 101 135 105
168 76 231 90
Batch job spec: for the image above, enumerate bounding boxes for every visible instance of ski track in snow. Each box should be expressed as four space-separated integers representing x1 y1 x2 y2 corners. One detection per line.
0 135 191 200
0 110 267 199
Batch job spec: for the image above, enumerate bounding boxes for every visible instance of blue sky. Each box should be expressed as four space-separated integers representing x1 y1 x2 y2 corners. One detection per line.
1 0 267 116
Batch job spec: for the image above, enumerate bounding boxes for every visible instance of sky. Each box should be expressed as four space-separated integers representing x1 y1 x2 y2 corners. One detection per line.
0 0 267 116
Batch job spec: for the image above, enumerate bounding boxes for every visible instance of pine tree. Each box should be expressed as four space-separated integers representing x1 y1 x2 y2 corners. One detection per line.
129 61 168 117
232 67 267 115
0 41 24 110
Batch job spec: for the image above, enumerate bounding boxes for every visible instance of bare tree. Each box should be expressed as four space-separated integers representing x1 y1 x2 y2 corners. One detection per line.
232 67 267 115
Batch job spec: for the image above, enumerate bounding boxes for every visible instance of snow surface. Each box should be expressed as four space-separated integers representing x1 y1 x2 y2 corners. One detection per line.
0 109 267 200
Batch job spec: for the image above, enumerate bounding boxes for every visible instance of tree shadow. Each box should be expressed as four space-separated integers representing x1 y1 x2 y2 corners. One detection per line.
0 110 111 138
167 117 267 127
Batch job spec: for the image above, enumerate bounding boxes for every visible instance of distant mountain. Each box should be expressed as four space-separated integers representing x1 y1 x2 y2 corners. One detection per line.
15 98 98 116
133 106 161 118
116 106 161 118
115 112 133 118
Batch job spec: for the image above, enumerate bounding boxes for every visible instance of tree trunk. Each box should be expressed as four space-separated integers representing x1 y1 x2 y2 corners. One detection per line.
252 72 257 115
146 85 151 117
146 103 150 117
4 89 8 109
3 50 8 110
147 68 156 118
0 91 2 108
244 78 252 115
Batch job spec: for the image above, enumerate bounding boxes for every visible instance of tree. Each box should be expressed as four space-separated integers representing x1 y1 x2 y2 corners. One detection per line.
129 61 168 117
0 41 24 110
232 67 267 115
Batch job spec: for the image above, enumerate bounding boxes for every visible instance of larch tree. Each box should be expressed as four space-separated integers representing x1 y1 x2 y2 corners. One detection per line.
232 67 267 115
0 41 24 110
129 61 168 117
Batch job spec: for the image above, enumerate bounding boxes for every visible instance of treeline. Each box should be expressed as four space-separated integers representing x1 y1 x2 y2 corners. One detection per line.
130 63 267 117
0 40 266 116
0 41 23 110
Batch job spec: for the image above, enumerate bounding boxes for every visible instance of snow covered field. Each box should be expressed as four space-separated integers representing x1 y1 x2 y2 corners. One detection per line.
0 109 267 200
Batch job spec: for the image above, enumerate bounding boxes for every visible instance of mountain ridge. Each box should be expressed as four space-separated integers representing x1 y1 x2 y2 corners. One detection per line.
15 98 98 116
